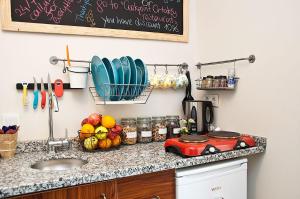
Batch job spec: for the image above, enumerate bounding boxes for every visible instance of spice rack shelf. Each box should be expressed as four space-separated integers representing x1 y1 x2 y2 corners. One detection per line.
195 55 255 91
197 87 236 91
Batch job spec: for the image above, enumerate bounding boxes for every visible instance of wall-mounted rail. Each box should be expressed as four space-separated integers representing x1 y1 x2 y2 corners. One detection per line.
196 55 255 69
50 56 189 70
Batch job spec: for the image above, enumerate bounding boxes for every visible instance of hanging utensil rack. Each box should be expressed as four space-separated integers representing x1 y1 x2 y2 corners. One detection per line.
195 55 255 91
49 56 188 105
16 83 74 90
50 56 188 71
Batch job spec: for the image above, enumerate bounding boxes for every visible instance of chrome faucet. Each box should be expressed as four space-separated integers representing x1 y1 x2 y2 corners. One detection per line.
47 74 71 153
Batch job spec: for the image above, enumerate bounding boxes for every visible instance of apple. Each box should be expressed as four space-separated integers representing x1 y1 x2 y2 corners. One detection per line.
111 127 119 134
107 131 118 140
88 113 102 126
111 124 123 134
95 126 108 134
115 125 123 133
81 118 89 126
84 136 98 150
95 133 107 140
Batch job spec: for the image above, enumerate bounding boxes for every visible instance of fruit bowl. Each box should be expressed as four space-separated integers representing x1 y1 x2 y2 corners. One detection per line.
78 131 122 152
79 114 123 152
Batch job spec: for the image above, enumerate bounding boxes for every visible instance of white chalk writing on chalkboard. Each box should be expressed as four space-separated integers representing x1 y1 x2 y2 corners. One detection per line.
11 0 184 35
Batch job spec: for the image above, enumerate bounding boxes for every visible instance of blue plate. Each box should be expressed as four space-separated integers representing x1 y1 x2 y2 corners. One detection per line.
126 56 138 100
112 58 124 101
91 56 110 101
120 57 131 100
102 58 119 101
135 59 149 95
135 67 143 97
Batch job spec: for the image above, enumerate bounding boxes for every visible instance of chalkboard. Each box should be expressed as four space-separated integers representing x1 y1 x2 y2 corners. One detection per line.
0 0 189 42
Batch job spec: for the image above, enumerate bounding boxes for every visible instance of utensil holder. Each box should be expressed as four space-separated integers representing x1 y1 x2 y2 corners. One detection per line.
68 66 90 88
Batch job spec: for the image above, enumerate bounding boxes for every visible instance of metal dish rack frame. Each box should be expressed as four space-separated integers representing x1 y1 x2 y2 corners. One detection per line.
50 56 188 105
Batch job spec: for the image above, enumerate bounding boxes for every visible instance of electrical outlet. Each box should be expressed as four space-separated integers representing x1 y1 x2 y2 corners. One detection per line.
203 95 219 107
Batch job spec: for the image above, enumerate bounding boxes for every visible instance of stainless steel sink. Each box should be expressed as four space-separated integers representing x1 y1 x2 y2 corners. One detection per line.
31 158 88 171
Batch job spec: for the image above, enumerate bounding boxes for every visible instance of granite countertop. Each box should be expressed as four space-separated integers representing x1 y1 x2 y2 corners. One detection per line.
0 136 267 198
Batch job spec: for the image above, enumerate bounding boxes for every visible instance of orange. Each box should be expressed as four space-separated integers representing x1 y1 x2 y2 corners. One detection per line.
98 138 112 149
112 135 122 147
81 124 95 134
101 116 116 129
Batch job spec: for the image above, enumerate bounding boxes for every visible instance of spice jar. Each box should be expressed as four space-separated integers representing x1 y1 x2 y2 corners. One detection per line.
137 117 152 143
220 76 227 87
121 118 137 145
201 77 207 88
152 116 167 142
166 116 181 139
206 76 214 88
213 76 221 88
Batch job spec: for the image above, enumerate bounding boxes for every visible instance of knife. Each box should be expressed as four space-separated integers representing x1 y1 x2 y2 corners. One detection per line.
47 74 59 112
40 78 46 109
33 77 39 110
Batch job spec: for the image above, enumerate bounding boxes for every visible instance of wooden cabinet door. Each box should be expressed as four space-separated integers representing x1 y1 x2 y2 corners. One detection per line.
116 170 175 199
10 180 117 199
71 180 117 199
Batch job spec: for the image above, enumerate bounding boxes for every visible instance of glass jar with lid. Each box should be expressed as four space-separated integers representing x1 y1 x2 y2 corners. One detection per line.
152 116 167 142
137 117 152 143
201 77 207 88
213 76 221 88
166 116 181 139
121 118 137 145
206 76 214 88
220 76 227 87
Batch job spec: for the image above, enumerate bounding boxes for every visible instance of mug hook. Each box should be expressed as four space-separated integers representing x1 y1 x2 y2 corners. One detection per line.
165 65 168 74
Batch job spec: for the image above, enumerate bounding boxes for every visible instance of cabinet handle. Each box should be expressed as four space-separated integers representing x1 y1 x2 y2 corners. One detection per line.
152 196 160 199
101 193 107 199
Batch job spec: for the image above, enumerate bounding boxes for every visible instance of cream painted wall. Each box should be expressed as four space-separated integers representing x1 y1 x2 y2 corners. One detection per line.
198 0 300 198
1 0 299 198
0 1 201 141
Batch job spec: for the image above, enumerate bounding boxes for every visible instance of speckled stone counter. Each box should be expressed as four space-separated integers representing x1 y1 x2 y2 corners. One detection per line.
0 136 266 198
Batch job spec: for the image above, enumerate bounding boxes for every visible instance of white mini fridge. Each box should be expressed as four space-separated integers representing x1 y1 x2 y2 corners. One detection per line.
176 159 247 199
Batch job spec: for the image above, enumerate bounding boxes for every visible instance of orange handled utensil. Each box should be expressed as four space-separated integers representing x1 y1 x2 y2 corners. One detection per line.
66 45 71 67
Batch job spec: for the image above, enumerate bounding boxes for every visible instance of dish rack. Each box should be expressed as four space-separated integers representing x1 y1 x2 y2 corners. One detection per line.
50 55 189 105
89 84 153 105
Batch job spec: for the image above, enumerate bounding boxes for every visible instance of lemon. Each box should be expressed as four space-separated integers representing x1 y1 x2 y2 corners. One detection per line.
101 116 116 129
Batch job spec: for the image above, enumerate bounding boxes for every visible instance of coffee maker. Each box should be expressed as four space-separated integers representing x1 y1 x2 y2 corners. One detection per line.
184 100 214 134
